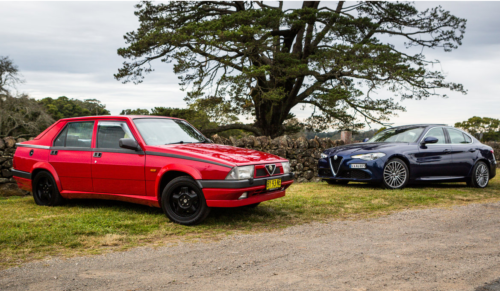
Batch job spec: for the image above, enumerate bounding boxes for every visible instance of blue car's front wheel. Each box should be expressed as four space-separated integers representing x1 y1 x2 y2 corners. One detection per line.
382 158 409 189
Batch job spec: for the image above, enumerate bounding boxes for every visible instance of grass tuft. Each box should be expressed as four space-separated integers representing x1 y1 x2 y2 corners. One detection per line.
0 176 499 269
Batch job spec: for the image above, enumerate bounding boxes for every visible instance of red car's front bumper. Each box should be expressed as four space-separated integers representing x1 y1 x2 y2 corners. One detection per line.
200 173 294 207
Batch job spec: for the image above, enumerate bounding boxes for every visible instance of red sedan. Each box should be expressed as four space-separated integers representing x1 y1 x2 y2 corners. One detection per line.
11 116 294 225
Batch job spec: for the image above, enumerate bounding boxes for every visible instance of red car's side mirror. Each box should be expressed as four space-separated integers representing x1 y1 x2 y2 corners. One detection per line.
119 138 140 151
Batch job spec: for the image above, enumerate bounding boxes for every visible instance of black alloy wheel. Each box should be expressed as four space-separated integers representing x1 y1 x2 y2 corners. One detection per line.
161 176 210 225
382 158 409 189
468 161 489 188
33 171 64 206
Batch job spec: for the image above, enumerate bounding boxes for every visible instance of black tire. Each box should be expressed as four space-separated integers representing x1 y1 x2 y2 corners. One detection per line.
326 180 349 185
244 202 261 208
468 161 490 188
32 171 64 206
161 176 211 225
381 158 409 190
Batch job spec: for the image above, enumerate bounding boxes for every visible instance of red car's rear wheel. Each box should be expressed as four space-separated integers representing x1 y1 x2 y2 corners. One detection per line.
161 176 211 225
32 171 64 206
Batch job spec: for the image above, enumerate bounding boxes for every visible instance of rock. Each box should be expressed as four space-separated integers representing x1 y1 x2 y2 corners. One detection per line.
308 139 319 148
296 163 304 171
3 137 16 148
28 137 35 141
1 169 12 178
2 160 12 168
0 139 4 150
0 183 29 197
290 159 297 167
17 138 27 143
4 148 15 156
229 136 238 146
250 136 261 148
277 148 286 158
278 136 288 148
0 178 9 184
297 177 308 183
296 137 308 149
256 136 269 149
304 171 314 180
0 157 7 164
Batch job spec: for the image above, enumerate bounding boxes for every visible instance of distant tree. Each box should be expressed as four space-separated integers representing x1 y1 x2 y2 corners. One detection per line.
120 108 150 115
455 116 500 141
39 96 110 120
0 56 23 94
0 93 54 137
116 1 467 137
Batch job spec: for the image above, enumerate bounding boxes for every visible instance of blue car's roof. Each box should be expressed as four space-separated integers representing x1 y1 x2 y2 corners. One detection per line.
389 124 447 129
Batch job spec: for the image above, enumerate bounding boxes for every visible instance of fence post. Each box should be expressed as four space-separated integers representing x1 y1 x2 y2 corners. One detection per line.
340 131 352 144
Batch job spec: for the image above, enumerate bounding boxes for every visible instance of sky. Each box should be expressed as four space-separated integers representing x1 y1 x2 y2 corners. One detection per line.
1 1 499 130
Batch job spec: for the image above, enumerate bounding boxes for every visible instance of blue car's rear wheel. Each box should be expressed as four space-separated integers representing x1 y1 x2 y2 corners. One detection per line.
468 161 489 188
382 158 409 189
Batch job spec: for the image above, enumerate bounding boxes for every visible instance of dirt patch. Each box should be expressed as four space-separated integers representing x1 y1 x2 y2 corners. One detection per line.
2 202 500 290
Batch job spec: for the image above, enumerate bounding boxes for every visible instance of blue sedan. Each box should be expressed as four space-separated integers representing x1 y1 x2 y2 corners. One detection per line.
318 124 497 189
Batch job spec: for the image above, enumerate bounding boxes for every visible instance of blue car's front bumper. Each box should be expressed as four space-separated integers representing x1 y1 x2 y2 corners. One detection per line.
317 154 386 182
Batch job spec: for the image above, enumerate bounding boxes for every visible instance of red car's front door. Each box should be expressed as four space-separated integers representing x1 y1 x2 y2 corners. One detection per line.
49 121 95 192
91 120 146 195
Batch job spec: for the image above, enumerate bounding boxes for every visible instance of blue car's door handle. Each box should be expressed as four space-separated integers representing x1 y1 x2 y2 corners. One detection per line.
443 149 451 153
468 148 476 152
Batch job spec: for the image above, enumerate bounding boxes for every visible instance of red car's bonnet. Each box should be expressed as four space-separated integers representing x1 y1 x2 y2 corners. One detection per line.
148 143 286 166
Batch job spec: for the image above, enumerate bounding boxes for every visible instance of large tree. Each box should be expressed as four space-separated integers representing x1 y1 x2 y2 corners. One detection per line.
116 1 467 137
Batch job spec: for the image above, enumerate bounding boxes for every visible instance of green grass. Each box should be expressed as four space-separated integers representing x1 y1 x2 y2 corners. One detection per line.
1 176 500 269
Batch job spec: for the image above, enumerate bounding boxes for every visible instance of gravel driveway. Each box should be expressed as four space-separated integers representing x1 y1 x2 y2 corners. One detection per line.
2 202 500 291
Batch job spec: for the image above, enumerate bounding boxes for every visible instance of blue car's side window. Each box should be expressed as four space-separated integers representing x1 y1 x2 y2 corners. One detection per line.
424 127 446 144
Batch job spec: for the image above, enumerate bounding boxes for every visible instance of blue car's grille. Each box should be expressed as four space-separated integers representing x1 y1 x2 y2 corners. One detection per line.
330 156 343 174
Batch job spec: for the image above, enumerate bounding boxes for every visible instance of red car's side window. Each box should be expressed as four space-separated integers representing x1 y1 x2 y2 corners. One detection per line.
96 121 135 149
53 122 95 148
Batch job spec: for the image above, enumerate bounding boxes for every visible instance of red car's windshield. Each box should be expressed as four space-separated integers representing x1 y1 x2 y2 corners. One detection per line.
133 118 207 145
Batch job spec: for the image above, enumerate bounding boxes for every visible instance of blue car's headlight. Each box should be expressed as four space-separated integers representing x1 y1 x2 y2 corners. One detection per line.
320 153 328 159
351 153 386 161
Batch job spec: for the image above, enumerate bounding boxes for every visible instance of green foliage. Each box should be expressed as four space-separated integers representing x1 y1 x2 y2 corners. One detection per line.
455 117 500 141
116 1 467 137
39 96 110 120
120 108 150 115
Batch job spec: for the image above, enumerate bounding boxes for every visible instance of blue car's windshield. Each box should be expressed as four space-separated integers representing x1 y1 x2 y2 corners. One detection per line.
133 118 207 145
369 127 424 143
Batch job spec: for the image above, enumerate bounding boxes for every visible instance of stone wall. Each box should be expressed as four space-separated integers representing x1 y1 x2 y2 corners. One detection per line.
0 137 30 195
210 135 345 183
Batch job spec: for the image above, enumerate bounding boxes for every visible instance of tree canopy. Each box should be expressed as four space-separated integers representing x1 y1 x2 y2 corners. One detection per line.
39 96 110 120
116 1 467 137
455 116 500 142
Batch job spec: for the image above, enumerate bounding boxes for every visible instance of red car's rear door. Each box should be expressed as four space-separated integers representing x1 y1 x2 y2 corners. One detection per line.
49 121 95 192
91 120 146 195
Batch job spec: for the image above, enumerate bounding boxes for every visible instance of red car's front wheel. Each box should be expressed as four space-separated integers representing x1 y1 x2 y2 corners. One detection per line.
161 176 211 225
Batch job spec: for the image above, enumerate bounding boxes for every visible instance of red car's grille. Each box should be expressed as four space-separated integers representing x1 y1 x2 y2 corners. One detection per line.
254 164 283 178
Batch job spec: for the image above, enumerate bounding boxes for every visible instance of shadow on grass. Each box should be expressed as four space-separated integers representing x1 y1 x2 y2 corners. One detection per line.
59 198 272 226
327 181 471 190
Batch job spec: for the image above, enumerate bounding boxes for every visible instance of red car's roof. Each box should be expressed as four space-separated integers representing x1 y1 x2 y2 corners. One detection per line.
58 115 183 122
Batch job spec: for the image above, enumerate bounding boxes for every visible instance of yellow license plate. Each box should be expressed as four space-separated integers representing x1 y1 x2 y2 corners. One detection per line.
266 178 281 191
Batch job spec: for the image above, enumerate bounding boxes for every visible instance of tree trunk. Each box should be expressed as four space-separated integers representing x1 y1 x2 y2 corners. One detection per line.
254 99 291 138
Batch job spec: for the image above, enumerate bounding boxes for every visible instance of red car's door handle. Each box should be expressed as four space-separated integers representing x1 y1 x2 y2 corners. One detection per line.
93 152 102 158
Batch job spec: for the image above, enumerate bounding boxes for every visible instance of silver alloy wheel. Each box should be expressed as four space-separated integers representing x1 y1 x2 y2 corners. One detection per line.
383 160 407 188
475 163 489 187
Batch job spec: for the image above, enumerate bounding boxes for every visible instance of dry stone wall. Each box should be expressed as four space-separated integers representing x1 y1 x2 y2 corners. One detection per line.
210 135 345 183
0 137 30 195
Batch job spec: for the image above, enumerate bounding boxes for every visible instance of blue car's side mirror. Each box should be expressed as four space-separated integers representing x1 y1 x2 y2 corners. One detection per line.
421 136 439 144
363 138 370 142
